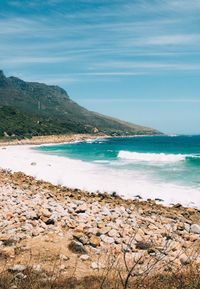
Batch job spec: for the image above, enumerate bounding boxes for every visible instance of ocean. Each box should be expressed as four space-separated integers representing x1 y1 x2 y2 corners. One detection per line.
37 135 200 207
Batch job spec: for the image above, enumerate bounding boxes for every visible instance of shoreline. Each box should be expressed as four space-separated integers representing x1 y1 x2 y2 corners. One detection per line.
0 133 199 210
0 136 200 209
0 133 108 146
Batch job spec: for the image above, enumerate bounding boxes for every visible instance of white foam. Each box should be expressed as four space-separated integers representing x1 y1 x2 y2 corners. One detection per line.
118 151 185 163
0 145 199 209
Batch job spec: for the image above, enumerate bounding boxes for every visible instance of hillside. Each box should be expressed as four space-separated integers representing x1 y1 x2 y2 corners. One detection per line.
0 70 160 138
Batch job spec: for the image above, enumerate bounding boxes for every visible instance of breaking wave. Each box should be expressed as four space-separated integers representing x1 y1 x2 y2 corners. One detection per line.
118 151 191 163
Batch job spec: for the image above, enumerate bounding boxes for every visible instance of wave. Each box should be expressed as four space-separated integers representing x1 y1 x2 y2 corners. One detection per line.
118 151 200 164
186 155 200 164
118 151 186 163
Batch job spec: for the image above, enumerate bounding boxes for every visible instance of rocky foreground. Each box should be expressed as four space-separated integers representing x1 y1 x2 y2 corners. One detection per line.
0 169 199 285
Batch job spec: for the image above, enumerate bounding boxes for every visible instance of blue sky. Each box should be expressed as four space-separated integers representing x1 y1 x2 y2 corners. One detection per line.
0 0 200 134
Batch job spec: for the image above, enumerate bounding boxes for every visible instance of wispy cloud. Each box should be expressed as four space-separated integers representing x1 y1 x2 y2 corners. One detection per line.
139 34 200 46
1 56 78 65
1 0 200 81
90 61 200 72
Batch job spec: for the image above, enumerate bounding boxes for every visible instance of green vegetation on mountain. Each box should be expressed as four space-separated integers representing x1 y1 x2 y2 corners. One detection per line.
0 70 160 138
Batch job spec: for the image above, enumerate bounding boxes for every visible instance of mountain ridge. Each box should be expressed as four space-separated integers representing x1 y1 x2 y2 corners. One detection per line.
0 70 161 138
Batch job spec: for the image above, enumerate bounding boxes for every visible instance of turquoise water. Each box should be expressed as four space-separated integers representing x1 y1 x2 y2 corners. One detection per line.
38 135 200 191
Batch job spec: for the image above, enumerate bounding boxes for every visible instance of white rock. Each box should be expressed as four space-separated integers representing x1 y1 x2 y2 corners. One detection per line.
108 229 118 238
184 223 190 232
101 206 111 216
9 265 27 273
80 254 90 261
100 234 114 244
91 262 99 269
190 224 200 234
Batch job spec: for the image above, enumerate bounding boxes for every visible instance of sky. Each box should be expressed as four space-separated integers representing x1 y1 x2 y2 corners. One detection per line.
0 0 200 134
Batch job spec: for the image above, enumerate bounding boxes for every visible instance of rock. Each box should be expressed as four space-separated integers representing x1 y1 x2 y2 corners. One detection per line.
15 272 27 280
91 262 99 270
67 220 77 229
134 195 142 199
41 209 52 218
80 254 90 261
173 203 182 208
136 242 151 250
101 206 111 216
135 233 143 242
0 247 15 258
6 212 14 220
60 264 66 271
180 254 191 265
2 238 16 247
155 198 164 202
21 223 33 232
184 223 190 233
60 254 70 261
32 264 42 272
30 162 37 166
73 233 89 245
122 244 130 252
108 229 118 238
74 224 85 233
89 236 101 247
100 234 115 244
8 265 27 273
0 235 11 242
68 241 87 254
45 219 55 225
76 204 87 213
100 226 112 235
190 224 200 234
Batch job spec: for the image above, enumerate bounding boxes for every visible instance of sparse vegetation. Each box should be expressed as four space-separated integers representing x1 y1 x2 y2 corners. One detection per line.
0 258 199 289
0 70 160 138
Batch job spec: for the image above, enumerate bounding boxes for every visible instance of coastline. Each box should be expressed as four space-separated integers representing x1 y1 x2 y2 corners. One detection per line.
0 133 107 146
0 134 199 208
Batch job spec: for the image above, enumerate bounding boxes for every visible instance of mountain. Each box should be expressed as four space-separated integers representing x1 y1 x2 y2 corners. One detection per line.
0 70 160 138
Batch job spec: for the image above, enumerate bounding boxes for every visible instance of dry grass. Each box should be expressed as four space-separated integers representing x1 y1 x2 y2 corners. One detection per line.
0 266 200 289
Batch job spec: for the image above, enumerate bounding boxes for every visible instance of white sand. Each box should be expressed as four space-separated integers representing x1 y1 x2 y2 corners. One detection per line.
0 144 199 208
